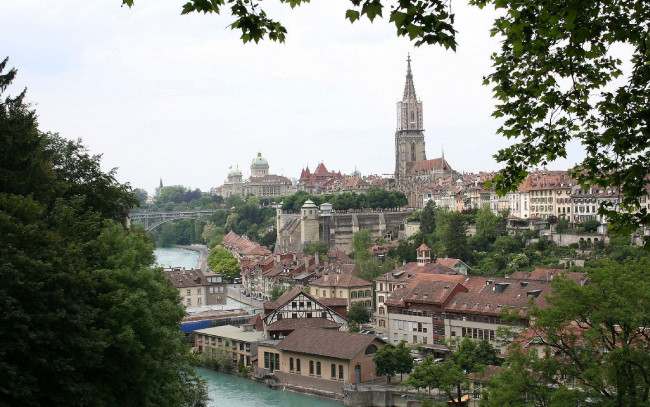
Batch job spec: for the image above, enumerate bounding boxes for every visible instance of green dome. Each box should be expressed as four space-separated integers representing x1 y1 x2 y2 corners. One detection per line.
228 167 242 176
251 152 268 167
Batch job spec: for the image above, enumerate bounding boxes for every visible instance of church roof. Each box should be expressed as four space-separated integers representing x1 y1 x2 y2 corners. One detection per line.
410 158 453 174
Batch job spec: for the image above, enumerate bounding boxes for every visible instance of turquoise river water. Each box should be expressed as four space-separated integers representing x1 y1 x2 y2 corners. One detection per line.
155 247 343 406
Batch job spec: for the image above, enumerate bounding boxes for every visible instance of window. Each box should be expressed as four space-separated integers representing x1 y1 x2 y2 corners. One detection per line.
365 345 378 355
292 301 297 309
307 312 312 318
309 360 314 375
292 313 297 319
296 358 301 373
290 357 294 372
239 342 244 351
186 298 191 306
379 307 385 315
378 296 385 303
186 289 191 296
413 335 418 343
197 297 202 305
339 365 344 380
331 364 336 378
321 312 327 318
197 288 202 295
316 362 321 376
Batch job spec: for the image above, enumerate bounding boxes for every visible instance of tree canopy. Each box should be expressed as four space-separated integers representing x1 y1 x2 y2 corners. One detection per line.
0 59 206 406
484 259 650 406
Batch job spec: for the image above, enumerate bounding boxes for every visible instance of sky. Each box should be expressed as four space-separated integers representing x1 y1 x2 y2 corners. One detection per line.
2 0 585 196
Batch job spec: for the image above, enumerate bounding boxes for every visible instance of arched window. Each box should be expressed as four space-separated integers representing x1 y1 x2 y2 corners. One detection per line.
365 345 378 355
411 142 416 161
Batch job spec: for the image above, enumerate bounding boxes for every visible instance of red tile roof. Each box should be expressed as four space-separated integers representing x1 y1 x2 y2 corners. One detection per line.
266 318 342 332
276 327 384 360
310 273 372 288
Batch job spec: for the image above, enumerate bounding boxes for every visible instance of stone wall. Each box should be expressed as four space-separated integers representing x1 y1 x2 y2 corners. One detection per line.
549 233 609 247
277 210 414 253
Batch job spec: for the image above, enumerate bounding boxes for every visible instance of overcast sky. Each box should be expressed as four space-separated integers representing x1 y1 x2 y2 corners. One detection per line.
2 0 585 195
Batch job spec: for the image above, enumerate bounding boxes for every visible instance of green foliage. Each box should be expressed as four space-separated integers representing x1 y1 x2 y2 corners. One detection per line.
303 241 329 256
579 219 600 233
351 228 374 260
479 0 650 238
206 247 241 282
270 285 287 301
347 301 370 324
348 320 360 333
420 200 437 234
555 217 570 234
200 347 233 373
393 340 414 380
277 188 407 213
0 60 206 406
373 344 397 379
475 205 499 241
356 255 397 285
387 240 418 264
442 211 469 260
486 259 650 406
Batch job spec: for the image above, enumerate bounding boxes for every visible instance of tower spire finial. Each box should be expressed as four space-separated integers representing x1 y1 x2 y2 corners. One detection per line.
403 54 417 100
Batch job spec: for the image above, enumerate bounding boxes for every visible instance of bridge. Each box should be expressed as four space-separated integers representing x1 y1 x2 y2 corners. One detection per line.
127 210 218 232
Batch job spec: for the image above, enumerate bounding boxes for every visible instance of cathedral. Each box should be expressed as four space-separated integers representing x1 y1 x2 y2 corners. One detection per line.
394 56 456 208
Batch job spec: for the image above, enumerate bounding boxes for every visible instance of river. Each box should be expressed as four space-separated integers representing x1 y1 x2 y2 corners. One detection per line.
155 248 343 405
195 367 343 407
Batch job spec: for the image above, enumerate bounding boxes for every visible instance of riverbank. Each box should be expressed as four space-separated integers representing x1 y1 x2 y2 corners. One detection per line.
173 244 209 271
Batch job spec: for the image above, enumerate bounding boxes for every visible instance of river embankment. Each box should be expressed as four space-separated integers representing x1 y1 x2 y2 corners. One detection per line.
171 244 209 271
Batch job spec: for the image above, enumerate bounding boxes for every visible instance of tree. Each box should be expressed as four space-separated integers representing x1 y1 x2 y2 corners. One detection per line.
351 228 374 260
420 200 437 234
579 219 601 233
374 344 397 383
303 241 329 256
270 285 287 301
206 247 241 282
555 217 570 234
475 205 499 242
347 301 370 324
393 341 414 381
348 320 360 333
442 211 469 260
0 60 206 406
485 259 650 406
404 337 500 406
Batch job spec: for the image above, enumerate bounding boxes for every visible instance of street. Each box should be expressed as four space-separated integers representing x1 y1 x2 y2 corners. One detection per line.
227 284 264 309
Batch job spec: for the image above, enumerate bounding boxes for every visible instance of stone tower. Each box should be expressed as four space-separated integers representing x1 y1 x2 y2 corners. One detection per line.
300 199 319 247
395 55 426 182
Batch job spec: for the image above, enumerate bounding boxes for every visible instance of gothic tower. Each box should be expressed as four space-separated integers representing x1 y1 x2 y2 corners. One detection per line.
395 55 426 182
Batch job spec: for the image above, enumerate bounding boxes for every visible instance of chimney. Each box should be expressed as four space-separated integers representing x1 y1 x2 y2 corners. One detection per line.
241 324 254 332
315 252 320 266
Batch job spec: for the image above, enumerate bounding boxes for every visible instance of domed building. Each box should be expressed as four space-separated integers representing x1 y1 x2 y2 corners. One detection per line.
250 152 269 177
221 166 244 198
217 152 294 199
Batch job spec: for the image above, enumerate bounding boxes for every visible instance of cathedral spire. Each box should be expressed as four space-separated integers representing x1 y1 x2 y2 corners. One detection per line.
403 53 417 100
